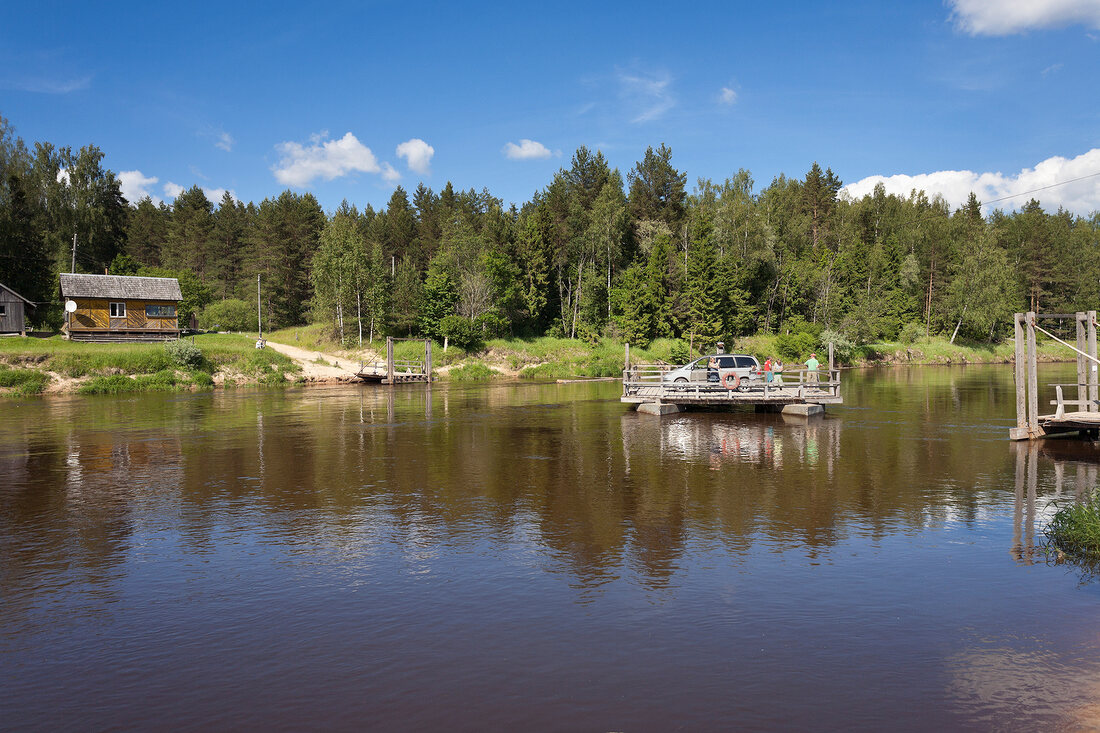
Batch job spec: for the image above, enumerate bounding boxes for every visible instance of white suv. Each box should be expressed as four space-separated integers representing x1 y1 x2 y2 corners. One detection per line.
663 354 762 387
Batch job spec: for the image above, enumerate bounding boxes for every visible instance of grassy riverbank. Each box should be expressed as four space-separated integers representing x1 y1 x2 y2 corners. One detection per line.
267 324 1074 381
0 334 299 396
0 326 1076 395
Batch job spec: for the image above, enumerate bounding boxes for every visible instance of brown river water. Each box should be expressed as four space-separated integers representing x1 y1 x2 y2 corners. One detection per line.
2 365 1100 731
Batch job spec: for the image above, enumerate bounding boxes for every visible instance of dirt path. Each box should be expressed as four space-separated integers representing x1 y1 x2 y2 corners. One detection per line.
263 340 366 382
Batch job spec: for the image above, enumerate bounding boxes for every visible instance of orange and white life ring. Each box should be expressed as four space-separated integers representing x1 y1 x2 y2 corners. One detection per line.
722 372 740 390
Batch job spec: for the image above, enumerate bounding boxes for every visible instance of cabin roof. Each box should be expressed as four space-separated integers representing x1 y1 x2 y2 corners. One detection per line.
59 273 183 301
0 282 35 305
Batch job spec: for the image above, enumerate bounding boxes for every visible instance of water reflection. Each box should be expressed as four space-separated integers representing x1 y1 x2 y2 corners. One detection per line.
4 370 1100 730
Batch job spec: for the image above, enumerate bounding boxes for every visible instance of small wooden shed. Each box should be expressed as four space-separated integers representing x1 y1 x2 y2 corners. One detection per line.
0 282 34 336
59 273 183 342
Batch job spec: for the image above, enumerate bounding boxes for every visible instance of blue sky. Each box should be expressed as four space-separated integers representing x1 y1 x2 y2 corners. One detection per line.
3 0 1099 214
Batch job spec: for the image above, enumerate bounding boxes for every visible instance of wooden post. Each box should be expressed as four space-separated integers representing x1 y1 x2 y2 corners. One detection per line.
828 342 835 395
1013 314 1026 433
425 339 432 383
1077 312 1088 413
624 343 630 371
386 336 395 385
1026 312 1039 436
1089 310 1098 412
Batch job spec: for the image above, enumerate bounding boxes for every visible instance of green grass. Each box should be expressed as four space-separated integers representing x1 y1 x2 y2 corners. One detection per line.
0 333 299 395
0 366 50 395
1045 491 1100 560
446 363 496 381
264 323 340 353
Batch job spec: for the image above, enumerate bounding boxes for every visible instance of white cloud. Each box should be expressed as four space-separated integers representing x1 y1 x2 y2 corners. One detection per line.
718 86 738 105
395 138 434 174
949 0 1100 35
215 131 234 152
381 163 401 183
272 131 391 187
503 139 554 160
3 75 91 94
842 148 1100 215
617 67 675 123
161 181 236 204
118 170 160 203
204 187 235 203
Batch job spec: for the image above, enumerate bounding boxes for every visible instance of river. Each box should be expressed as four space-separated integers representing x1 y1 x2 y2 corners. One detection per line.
2 365 1099 731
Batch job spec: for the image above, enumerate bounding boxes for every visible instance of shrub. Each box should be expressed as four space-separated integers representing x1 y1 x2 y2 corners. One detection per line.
776 332 816 361
441 315 482 352
668 340 690 365
200 299 254 332
819 330 856 365
165 339 204 369
897 322 924 345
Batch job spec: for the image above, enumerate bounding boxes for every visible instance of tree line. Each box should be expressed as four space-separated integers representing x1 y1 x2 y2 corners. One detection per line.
3 115 1099 349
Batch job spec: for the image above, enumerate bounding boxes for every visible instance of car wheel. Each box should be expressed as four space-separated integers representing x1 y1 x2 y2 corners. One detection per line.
674 377 687 383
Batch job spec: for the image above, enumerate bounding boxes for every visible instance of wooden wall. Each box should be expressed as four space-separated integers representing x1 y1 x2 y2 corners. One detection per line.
69 299 179 332
0 286 27 333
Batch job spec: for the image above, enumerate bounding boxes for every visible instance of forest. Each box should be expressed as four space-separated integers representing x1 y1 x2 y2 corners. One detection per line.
3 115 1099 353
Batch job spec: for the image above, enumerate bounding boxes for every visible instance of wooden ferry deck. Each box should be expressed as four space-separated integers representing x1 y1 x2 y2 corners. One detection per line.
622 363 841 414
355 337 433 385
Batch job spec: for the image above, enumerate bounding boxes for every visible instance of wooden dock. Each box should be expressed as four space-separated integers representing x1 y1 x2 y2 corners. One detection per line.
356 336 432 385
1011 311 1100 440
622 344 841 415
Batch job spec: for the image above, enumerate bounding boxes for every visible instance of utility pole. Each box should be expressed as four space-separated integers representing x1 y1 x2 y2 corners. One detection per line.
70 233 77 273
257 274 262 342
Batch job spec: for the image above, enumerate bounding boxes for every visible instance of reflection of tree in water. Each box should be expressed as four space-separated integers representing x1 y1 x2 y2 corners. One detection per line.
11 376 1100 605
1013 440 1100 579
0 401 183 634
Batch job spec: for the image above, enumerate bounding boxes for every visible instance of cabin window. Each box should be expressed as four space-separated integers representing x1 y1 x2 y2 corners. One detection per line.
0 304 6 317
110 302 126 318
145 304 177 318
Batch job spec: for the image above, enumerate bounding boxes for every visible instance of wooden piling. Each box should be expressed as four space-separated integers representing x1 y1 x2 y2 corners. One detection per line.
1077 312 1088 412
386 336 395 385
425 339 433 383
1014 313 1027 433
1089 310 1098 411
1026 312 1039 436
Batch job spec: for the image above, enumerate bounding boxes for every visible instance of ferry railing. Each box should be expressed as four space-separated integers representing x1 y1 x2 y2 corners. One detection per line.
622 364 841 400
359 358 425 375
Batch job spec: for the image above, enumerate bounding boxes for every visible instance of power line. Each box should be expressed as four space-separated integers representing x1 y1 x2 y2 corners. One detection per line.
980 169 1100 208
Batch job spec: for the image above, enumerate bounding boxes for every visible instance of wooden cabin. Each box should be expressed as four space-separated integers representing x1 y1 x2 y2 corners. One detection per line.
0 282 34 336
59 273 182 342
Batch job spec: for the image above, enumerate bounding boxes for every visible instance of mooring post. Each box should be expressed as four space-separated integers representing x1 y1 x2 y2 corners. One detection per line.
828 342 835 395
1077 312 1088 412
386 336 395 385
425 339 432 383
1026 312 1039 436
1089 310 1098 411
1014 313 1026 433
624 342 630 371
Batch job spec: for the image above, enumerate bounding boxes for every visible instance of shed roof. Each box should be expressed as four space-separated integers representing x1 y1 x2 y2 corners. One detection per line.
0 282 35 305
59 273 183 301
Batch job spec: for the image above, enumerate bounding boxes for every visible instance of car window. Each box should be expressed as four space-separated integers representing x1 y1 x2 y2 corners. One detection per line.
718 356 735 368
735 356 756 368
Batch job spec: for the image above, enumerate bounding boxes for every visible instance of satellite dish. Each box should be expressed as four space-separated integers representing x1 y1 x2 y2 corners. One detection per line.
65 300 77 313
